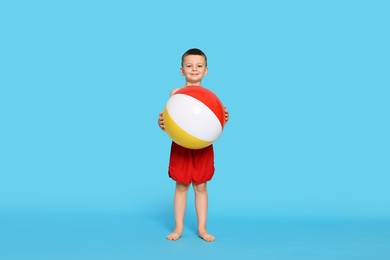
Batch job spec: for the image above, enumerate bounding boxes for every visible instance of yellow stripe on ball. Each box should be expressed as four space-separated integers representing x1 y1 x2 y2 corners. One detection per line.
164 107 212 149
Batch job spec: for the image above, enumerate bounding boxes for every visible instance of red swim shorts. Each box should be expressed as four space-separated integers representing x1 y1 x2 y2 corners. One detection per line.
168 142 215 184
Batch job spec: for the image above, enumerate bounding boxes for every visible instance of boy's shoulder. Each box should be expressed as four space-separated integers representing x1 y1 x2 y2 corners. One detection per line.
170 86 184 96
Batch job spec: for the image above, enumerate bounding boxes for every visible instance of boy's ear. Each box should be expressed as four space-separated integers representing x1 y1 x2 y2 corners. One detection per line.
204 67 209 76
180 67 185 76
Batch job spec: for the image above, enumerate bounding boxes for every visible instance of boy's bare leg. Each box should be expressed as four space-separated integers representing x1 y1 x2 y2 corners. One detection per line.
193 182 216 242
167 182 190 240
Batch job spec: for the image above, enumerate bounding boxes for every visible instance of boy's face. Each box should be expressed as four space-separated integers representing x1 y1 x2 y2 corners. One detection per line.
180 55 208 85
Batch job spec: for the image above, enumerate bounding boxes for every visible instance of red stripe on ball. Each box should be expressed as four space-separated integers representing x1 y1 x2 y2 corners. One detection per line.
175 86 225 128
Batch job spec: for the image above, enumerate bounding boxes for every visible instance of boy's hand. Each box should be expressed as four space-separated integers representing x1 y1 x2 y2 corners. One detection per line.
224 107 229 124
158 112 165 131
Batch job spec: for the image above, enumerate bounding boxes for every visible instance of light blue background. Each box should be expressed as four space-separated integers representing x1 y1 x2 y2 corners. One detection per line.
1 0 389 259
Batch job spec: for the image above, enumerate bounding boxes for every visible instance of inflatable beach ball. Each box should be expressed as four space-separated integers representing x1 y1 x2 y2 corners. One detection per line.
163 86 225 149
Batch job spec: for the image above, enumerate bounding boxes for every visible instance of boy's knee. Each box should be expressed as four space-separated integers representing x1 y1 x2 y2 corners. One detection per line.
193 183 207 193
176 182 190 192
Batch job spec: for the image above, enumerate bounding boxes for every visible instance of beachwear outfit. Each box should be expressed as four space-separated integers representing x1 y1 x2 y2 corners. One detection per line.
168 142 214 184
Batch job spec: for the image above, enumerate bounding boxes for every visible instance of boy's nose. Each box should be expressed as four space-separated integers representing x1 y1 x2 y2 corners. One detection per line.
192 66 197 71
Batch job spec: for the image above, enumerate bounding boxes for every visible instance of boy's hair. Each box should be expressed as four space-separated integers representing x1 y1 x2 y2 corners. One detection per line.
181 48 207 67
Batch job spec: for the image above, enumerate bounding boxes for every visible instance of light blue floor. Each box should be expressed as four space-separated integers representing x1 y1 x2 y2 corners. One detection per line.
1 210 389 260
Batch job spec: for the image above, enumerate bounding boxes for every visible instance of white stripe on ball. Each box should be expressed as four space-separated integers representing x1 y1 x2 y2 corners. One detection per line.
166 94 222 142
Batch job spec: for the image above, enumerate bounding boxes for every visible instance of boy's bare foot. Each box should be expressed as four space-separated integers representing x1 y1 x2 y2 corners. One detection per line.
166 229 182 241
198 230 216 242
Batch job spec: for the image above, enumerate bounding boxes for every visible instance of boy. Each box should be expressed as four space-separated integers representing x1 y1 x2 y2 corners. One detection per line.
158 48 229 242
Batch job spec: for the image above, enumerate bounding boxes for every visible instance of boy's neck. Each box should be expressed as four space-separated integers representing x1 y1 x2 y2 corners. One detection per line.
185 81 202 86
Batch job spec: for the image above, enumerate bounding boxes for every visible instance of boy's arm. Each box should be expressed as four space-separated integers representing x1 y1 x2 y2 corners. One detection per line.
224 107 229 124
158 112 165 131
